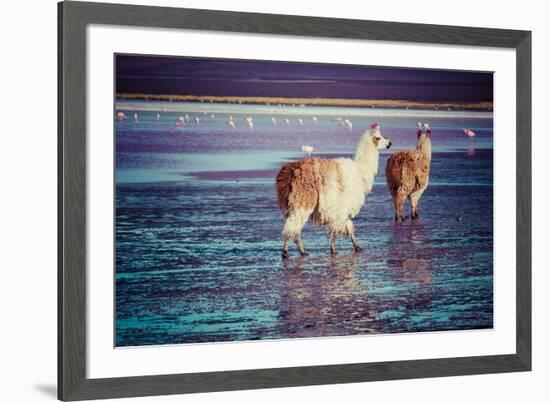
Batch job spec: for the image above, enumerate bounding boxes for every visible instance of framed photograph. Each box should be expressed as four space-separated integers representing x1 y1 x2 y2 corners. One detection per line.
58 1 531 400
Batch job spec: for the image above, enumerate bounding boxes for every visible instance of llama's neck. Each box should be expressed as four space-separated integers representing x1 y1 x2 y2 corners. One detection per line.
354 140 380 179
416 138 432 163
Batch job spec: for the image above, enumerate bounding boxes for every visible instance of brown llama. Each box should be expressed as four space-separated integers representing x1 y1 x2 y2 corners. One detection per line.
385 122 432 222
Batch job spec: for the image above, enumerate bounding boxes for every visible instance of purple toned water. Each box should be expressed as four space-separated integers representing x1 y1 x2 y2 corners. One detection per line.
115 101 493 347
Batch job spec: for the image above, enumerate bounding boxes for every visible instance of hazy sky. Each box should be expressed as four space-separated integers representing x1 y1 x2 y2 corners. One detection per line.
116 54 493 103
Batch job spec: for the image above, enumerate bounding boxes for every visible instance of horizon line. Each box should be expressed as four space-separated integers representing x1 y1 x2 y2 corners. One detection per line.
115 93 493 111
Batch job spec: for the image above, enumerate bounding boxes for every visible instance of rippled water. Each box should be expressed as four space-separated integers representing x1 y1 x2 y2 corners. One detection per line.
115 101 493 347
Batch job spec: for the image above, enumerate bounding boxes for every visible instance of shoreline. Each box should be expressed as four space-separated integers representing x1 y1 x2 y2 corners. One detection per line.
115 93 493 111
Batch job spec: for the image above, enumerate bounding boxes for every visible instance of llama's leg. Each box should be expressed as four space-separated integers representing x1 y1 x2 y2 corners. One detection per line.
282 209 312 258
295 236 309 257
330 231 337 255
410 190 424 220
346 220 362 252
408 195 415 220
391 194 400 222
394 192 408 222
282 234 291 259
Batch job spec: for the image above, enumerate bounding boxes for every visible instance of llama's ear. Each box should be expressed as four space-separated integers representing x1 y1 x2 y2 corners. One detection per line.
423 123 431 137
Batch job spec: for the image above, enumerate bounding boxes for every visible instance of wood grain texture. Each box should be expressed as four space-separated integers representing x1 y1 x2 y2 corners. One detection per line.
515 32 532 370
67 354 527 401
58 1 532 400
66 1 528 47
59 1 87 399
57 3 64 398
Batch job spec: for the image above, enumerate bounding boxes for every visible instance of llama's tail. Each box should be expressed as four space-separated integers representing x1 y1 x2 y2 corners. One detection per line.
276 163 295 214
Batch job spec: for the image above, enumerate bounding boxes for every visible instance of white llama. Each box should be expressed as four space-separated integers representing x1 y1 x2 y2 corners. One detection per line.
276 124 391 258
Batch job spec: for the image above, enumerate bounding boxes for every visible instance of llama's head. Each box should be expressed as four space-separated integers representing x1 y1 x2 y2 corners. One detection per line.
416 122 432 156
354 124 391 164
368 123 392 150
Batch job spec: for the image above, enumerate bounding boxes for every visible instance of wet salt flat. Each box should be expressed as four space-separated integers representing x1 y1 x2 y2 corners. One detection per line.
115 101 493 347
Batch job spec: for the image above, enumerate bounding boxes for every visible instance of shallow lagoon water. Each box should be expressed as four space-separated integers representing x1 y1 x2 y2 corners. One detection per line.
115 101 493 347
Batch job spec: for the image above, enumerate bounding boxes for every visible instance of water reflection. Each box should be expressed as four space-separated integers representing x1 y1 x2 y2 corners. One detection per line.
466 138 476 156
387 223 433 286
279 254 375 337
276 224 437 338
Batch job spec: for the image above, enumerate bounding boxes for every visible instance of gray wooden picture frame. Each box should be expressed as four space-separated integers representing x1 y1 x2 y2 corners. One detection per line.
58 1 532 400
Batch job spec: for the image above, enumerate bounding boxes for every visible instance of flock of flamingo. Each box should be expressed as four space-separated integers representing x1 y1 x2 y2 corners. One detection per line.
116 109 477 157
116 111 361 132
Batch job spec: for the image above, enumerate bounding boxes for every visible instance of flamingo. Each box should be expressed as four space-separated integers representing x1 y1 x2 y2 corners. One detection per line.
311 116 318 124
463 129 476 138
284 118 290 125
343 119 352 131
271 117 277 125
116 111 127 122
245 117 254 130
194 117 200 125
156 113 161 121
133 113 138 122
301 145 314 156
162 106 167 114
298 118 303 126
227 116 236 129
184 114 190 123
175 116 186 128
